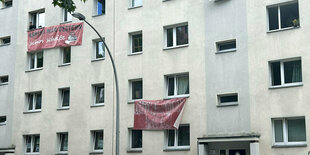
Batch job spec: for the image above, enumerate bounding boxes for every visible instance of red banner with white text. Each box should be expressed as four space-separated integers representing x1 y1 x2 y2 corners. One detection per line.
27 22 84 52
134 98 186 130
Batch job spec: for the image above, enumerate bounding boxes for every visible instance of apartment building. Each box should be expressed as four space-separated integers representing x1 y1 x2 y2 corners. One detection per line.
0 0 309 155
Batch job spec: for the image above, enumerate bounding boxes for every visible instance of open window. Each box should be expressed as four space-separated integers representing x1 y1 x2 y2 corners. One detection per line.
29 9 45 30
59 88 70 109
166 73 189 98
57 133 68 154
25 92 42 112
91 130 104 153
92 83 104 106
24 135 40 154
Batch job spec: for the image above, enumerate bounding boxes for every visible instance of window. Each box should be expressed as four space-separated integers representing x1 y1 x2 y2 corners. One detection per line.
94 40 105 60
25 135 40 154
0 36 11 46
130 0 142 8
0 116 6 125
165 24 188 48
217 93 238 106
267 1 299 31
57 133 68 153
129 32 143 54
216 40 236 53
96 0 105 15
93 84 104 105
270 58 302 87
59 88 70 109
166 74 189 97
26 92 42 112
61 47 71 65
29 10 45 30
63 9 72 22
129 129 142 150
91 130 104 152
272 117 306 146
28 51 43 70
129 79 143 101
166 125 190 149
1 0 12 8
0 75 9 85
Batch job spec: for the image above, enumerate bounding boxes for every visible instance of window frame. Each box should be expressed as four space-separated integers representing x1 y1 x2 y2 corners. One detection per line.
267 1 299 32
129 0 143 8
57 132 69 154
24 134 40 154
93 39 105 61
164 23 189 49
272 117 306 147
269 57 302 88
217 93 238 107
129 31 143 55
91 130 104 153
165 73 190 98
59 88 70 109
0 75 9 86
92 83 105 106
25 91 42 112
128 79 143 102
63 9 72 22
28 51 43 71
128 128 143 151
60 47 71 66
165 124 190 150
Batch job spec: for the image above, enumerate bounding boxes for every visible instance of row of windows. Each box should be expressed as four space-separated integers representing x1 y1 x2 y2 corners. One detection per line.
24 125 190 154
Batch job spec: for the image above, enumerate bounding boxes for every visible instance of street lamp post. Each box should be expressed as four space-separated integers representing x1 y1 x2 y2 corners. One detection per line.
72 12 120 155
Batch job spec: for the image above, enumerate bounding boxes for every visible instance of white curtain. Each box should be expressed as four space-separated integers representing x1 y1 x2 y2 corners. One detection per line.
177 76 189 95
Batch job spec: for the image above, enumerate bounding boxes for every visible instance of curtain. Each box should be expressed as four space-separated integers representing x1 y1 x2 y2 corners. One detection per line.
288 119 306 142
284 60 302 83
177 76 189 95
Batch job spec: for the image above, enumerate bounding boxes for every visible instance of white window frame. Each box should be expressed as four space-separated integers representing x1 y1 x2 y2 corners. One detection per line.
0 36 11 46
26 92 42 112
165 73 189 98
60 47 71 65
93 39 105 60
0 75 9 86
164 23 189 49
128 79 143 102
63 9 72 22
57 132 69 154
28 51 43 70
0 116 6 126
29 10 45 29
91 130 104 153
129 0 143 8
24 135 40 154
272 117 306 147
165 124 190 150
59 88 70 109
129 31 143 55
92 83 105 106
269 57 302 88
267 1 299 32
128 128 142 151
217 93 238 107
216 39 237 53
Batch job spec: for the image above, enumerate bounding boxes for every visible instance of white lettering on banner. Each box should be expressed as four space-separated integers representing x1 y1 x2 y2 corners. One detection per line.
46 35 65 43
29 40 44 46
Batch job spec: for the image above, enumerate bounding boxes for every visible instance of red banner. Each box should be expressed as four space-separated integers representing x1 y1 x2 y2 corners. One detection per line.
27 22 84 52
134 98 186 130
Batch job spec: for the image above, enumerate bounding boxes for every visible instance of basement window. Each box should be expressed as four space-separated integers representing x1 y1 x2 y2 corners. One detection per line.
217 93 238 106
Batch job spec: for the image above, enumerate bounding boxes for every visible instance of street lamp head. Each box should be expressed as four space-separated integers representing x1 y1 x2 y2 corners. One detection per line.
72 12 86 21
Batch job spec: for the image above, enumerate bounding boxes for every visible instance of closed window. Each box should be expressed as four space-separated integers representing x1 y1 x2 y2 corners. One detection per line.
91 130 104 152
130 0 142 8
216 40 236 53
28 51 43 70
59 88 70 108
1 0 12 8
0 36 10 46
25 135 40 154
166 125 190 149
165 24 188 48
217 93 238 106
129 79 142 101
267 1 299 31
26 92 42 112
29 10 45 30
57 133 68 153
96 0 105 15
129 129 142 150
93 84 104 105
94 40 105 60
63 9 72 22
0 75 9 85
0 116 6 125
272 117 306 146
130 32 143 54
270 58 302 87
61 47 71 65
166 74 189 97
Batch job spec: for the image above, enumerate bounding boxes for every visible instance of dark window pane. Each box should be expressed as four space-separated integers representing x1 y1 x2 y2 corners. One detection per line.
62 90 70 107
167 130 175 146
167 77 174 96
132 34 142 53
96 85 104 103
0 116 6 123
0 76 8 83
96 41 104 59
4 1 12 7
167 28 173 47
220 150 226 155
178 126 190 146
284 60 302 83
63 47 71 64
218 41 236 51
131 130 142 148
28 94 34 110
97 0 105 15
288 119 306 142
2 37 10 44
26 136 32 153
35 93 42 109
220 95 238 103
132 81 142 100
274 120 284 142
60 134 68 151
280 3 299 28
176 25 188 45
94 131 103 150
229 150 246 155
37 52 43 68
271 62 281 86
30 54 35 69
33 136 40 152
268 7 279 30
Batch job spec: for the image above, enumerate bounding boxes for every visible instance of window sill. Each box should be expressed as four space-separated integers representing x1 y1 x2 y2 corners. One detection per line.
163 147 190 152
128 52 143 56
269 83 303 89
267 26 300 33
23 110 41 114
55 153 68 155
57 107 70 111
91 104 105 108
91 58 105 62
0 83 8 86
216 49 236 54
0 43 10 47
28 27 44 32
89 151 104 154
0 123 6 126
128 99 142 104
128 6 143 10
58 63 71 67
272 143 307 148
25 68 43 73
92 14 105 17
0 6 12 10
25 153 39 155
217 102 238 107
163 0 171 2
60 21 72 24
164 94 190 100
163 44 189 51
127 149 142 153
